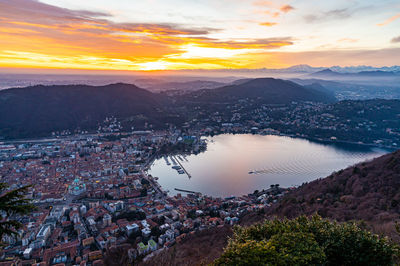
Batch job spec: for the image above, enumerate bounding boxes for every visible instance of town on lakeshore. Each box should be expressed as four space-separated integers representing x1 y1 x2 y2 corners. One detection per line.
0 127 291 265
2 0 400 264
0 93 399 265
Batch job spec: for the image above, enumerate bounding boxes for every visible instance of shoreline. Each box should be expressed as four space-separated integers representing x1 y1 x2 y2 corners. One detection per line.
2 130 397 151
146 133 391 199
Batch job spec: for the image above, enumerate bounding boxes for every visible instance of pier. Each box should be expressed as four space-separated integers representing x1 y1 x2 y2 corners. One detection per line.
173 155 192 178
174 188 200 194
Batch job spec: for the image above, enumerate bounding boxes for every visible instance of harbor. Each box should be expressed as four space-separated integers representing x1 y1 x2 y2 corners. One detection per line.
163 155 192 178
150 134 387 197
172 155 191 178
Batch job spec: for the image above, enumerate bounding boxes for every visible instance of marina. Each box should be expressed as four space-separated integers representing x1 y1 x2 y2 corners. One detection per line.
172 155 191 178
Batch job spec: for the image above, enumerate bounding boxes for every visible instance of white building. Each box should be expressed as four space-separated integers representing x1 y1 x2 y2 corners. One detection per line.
36 225 51 241
23 248 32 259
126 223 139 235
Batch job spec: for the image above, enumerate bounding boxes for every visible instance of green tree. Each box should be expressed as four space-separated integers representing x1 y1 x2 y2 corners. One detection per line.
213 215 399 266
0 183 35 240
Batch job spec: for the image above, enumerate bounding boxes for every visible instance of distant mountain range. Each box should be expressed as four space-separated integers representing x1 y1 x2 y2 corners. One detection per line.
0 78 335 139
265 64 400 74
171 64 400 74
2 65 400 92
309 68 400 79
329 65 400 73
184 78 336 104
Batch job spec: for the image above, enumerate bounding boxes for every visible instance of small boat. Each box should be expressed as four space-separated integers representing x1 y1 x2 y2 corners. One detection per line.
248 171 254 174
170 156 178 166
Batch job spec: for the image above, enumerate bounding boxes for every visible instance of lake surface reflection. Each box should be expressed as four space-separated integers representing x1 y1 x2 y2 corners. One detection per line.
149 134 388 197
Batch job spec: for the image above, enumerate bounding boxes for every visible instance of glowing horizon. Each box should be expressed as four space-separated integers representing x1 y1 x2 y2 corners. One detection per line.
0 0 400 71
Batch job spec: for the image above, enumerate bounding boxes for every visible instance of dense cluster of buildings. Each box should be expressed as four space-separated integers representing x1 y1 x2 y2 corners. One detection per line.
0 131 288 265
182 100 400 148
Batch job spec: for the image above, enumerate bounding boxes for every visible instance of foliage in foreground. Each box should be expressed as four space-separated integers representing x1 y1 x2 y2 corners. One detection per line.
213 215 399 266
0 183 35 240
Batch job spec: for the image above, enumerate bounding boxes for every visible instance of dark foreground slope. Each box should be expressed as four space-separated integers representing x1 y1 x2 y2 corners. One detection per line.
265 149 400 237
139 225 233 266
142 150 400 265
182 78 336 104
0 83 181 139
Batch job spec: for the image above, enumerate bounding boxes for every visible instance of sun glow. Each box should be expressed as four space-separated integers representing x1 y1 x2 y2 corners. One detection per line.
135 61 172 71
177 44 254 59
1 0 399 71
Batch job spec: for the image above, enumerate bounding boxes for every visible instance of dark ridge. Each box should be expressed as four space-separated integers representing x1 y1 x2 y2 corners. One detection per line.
139 225 233 266
0 83 181 139
310 69 400 79
185 77 336 104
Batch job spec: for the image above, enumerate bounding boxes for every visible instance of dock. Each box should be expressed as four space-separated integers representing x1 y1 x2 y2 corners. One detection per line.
174 188 200 194
173 155 192 178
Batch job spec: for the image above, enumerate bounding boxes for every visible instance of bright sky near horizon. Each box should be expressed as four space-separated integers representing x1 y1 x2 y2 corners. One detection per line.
0 0 400 71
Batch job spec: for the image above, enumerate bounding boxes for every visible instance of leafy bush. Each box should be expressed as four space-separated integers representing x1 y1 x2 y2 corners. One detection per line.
213 215 398 266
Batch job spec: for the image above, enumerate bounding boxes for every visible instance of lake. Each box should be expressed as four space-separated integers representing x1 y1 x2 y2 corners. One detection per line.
149 134 389 197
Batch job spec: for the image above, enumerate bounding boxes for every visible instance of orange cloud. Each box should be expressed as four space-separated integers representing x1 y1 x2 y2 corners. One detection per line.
245 48 400 68
377 13 400 26
198 39 292 49
253 1 274 7
264 10 281 18
0 0 293 70
338 38 358 43
253 3 294 19
280 5 295 13
259 22 278 26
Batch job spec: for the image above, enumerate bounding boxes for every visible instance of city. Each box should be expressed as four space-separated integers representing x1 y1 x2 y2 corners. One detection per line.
0 129 289 265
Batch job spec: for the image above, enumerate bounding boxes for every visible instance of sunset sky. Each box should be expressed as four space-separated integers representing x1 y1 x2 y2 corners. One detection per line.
1 0 400 71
